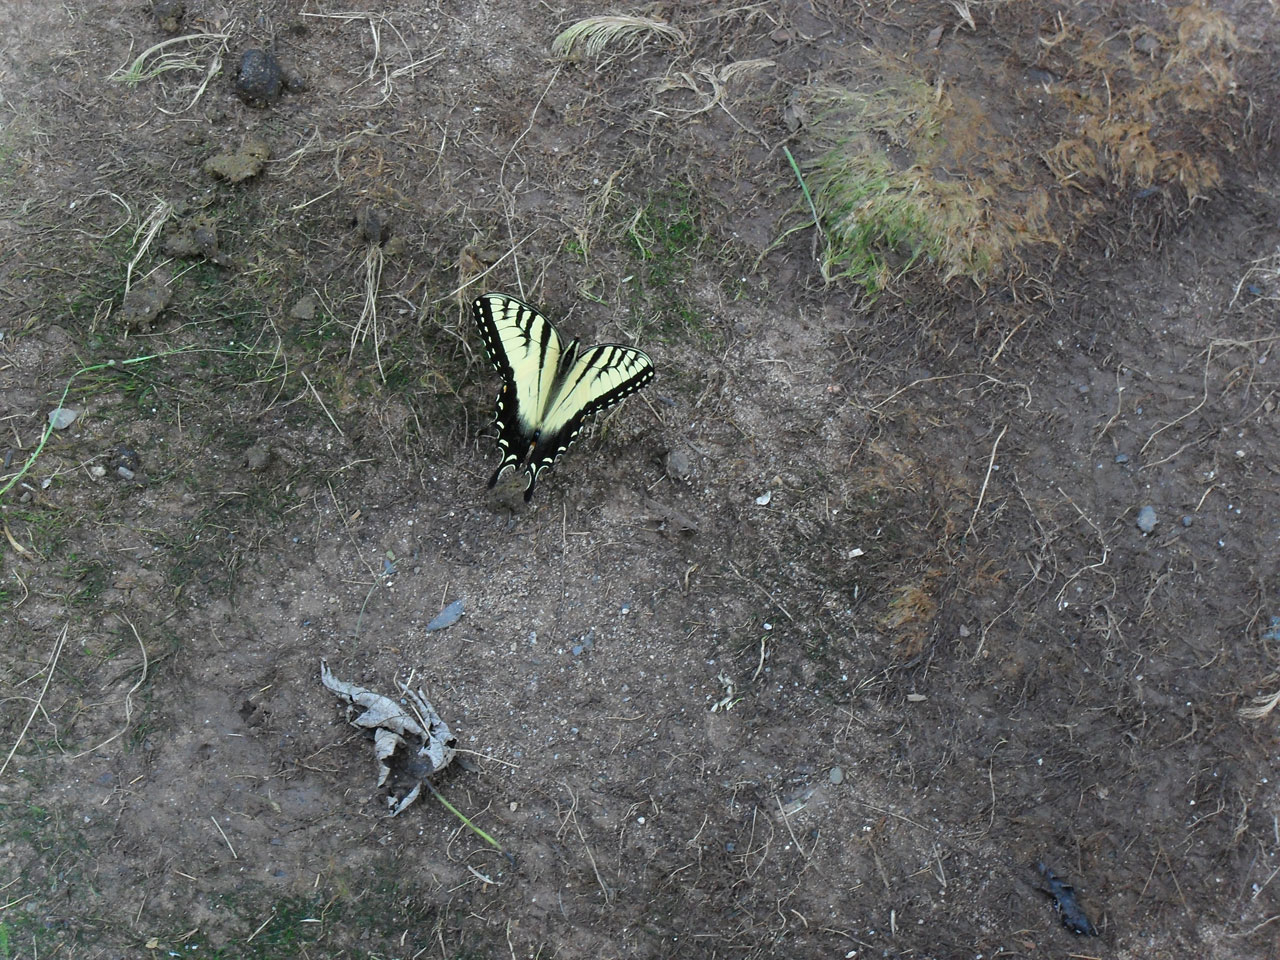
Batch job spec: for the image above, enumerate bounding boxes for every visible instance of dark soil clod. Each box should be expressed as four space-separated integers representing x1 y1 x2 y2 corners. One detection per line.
203 137 270 183
235 48 284 107
151 0 184 33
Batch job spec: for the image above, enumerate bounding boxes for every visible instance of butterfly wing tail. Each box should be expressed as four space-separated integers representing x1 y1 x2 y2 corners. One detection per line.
488 460 518 489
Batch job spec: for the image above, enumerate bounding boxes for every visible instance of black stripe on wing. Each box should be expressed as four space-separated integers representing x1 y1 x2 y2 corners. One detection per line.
523 344 655 502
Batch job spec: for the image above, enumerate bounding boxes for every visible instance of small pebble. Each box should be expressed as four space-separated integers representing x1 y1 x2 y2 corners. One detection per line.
90 464 107 478
244 443 272 471
1114 453 1129 464
1136 505 1157 533
665 448 692 481
48 407 80 430
1181 515 1193 528
829 766 845 785
117 466 136 481
290 296 317 321
425 599 464 631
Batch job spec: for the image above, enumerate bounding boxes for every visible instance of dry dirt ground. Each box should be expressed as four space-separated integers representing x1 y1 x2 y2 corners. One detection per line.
1 2 1279 958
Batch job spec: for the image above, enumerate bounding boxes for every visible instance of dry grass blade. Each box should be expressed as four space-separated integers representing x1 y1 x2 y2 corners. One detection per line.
654 59 775 119
111 31 230 113
349 243 387 380
1229 247 1280 308
111 32 230 85
1238 688 1280 720
125 198 173 295
0 625 69 779
67 620 149 759
552 15 686 60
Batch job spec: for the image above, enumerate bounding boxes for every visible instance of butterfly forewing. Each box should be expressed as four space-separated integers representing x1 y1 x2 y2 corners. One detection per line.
472 293 654 500
473 293 568 485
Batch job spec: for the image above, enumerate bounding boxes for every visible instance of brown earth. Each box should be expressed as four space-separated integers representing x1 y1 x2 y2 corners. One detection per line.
1 2 1278 959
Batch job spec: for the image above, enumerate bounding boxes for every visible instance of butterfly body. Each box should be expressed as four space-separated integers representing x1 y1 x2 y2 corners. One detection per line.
473 293 654 501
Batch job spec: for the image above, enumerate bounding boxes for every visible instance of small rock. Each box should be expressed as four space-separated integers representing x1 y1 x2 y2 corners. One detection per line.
163 214 221 261
111 446 141 474
828 766 844 785
280 61 308 93
289 296 317 322
958 624 970 638
117 466 136 481
119 277 173 332
1136 505 1158 534
425 598 465 632
48 408 80 430
244 444 272 472
355 204 391 245
665 448 692 481
90 464 107 478
152 0 184 32
235 48 283 107
1181 515 1193 528
1114 453 1129 464
755 490 772 506
204 137 270 183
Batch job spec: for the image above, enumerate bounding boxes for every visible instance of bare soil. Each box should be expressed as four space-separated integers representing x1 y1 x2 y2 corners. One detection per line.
1 2 1278 959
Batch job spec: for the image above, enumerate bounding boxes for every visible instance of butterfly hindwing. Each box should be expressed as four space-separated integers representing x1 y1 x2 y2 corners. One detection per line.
471 293 654 501
526 343 655 493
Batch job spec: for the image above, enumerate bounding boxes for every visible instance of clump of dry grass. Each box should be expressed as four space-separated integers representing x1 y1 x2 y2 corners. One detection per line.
1040 3 1241 200
783 4 1244 297
552 15 686 61
882 580 941 657
789 80 1033 295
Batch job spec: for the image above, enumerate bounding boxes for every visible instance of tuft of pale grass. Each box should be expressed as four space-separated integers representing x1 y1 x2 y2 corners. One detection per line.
110 31 230 113
552 15 686 60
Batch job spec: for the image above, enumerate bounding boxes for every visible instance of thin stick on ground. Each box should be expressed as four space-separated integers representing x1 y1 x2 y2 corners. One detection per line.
966 424 1008 539
423 782 502 850
299 369 346 438
0 624 69 779
560 781 612 902
210 816 238 859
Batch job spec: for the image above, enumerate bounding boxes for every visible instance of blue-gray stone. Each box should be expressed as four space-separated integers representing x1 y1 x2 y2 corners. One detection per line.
1136 505 1158 533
